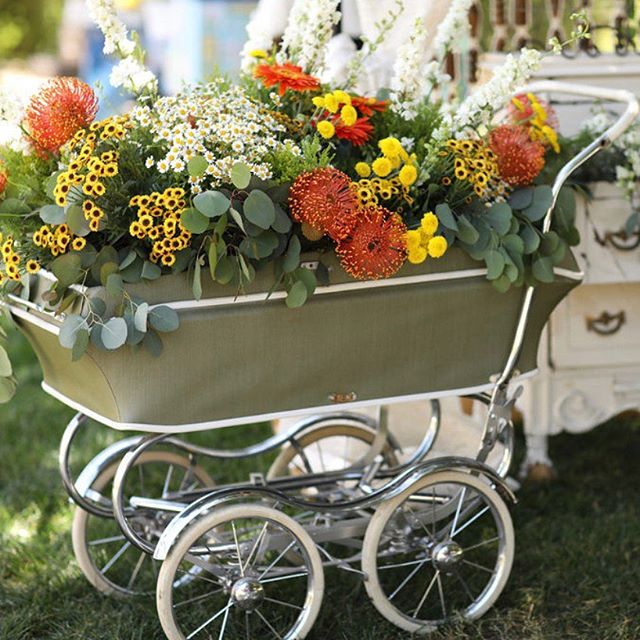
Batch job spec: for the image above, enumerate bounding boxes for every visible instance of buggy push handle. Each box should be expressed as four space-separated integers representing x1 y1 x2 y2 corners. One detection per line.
521 80 639 234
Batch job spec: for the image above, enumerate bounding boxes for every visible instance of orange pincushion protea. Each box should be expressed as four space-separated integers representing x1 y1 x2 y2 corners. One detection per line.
336 206 407 280
25 77 98 154
254 62 320 96
489 125 545 186
288 168 359 241
0 170 7 195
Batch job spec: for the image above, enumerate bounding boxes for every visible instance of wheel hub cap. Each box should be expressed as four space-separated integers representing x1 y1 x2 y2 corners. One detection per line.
231 577 265 611
432 540 464 573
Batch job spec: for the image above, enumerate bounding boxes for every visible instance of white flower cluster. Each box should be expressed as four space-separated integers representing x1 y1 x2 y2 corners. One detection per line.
85 0 157 95
432 0 475 61
240 18 273 73
0 89 28 152
389 18 429 120
110 57 157 94
582 110 640 201
132 83 301 193
86 0 135 56
450 48 542 134
277 0 341 74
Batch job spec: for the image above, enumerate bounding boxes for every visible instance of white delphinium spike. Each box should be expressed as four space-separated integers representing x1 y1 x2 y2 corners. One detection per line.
450 48 542 134
85 0 157 95
277 0 341 74
389 17 429 120
432 0 475 61
0 89 28 152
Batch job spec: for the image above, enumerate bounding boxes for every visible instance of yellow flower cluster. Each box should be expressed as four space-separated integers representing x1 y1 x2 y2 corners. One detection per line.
54 117 127 208
443 139 501 199
405 212 448 264
512 93 560 153
32 223 86 257
354 137 417 206
313 90 357 139
0 234 40 282
128 187 192 267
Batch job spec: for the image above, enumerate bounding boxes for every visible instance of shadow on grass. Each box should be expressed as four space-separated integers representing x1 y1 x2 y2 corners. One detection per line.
0 331 639 639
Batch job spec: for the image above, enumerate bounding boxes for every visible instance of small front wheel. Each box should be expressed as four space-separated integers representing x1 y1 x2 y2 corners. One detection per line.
362 470 514 634
157 503 324 640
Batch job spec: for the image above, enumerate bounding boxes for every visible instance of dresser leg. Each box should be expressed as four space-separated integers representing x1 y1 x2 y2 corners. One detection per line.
520 433 556 482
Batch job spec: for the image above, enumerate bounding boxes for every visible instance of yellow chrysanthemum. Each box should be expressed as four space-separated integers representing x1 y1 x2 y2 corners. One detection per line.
317 120 335 139
333 90 351 105
372 157 392 178
427 236 448 258
398 164 417 187
407 246 428 264
405 229 422 250
355 162 371 178
323 93 339 114
340 104 357 126
378 137 403 159
420 212 439 236
312 96 325 109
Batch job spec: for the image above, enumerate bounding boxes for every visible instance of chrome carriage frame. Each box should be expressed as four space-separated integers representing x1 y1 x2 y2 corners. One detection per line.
18 82 640 638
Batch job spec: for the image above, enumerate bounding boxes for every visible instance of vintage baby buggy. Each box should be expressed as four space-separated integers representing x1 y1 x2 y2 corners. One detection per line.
6 81 638 638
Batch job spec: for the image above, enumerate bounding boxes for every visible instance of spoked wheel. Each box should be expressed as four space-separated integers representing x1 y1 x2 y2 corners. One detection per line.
267 423 399 480
157 504 324 640
362 471 514 634
72 451 213 596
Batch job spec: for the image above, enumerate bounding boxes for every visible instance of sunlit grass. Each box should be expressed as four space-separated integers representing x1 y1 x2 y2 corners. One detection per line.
0 328 639 639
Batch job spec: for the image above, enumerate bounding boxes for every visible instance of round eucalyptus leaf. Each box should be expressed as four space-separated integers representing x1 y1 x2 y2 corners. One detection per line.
230 162 251 189
67 205 90 236
71 328 90 362
143 330 163 357
243 190 275 230
40 204 66 225
194 191 231 218
187 155 208 177
485 250 505 280
101 317 128 350
286 280 308 308
0 377 16 403
149 305 179 333
134 302 149 332
181 208 210 234
0 346 12 376
59 314 87 349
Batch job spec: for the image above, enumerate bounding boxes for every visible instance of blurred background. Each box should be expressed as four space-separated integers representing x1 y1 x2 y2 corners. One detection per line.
2 0 640 108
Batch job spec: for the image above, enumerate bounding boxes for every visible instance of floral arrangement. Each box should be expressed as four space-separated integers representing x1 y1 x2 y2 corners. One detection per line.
0 0 593 397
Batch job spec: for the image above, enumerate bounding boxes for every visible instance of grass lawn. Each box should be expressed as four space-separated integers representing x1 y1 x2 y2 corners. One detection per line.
0 329 639 640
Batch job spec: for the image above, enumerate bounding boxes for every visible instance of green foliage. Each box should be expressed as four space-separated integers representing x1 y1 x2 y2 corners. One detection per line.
267 136 333 184
0 0 63 58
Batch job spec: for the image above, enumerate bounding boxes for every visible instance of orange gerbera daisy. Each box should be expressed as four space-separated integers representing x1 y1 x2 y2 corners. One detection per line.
334 116 374 146
289 168 359 241
254 62 320 96
25 77 98 154
351 96 388 117
490 125 546 187
337 206 407 280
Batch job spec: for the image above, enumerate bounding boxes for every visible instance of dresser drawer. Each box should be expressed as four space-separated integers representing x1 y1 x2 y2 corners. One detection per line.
550 283 640 368
579 183 640 284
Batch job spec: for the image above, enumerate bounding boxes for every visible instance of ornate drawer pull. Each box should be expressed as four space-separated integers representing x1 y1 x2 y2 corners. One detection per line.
593 227 640 251
328 391 357 403
585 310 626 336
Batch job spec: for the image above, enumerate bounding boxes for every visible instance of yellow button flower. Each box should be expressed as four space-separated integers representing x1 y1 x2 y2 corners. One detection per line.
378 137 403 159
427 236 448 258
420 212 439 236
399 164 417 187
250 49 268 59
355 162 371 178
323 93 339 114
317 120 336 139
408 246 428 264
340 104 357 126
372 157 392 177
333 90 351 105
405 230 422 250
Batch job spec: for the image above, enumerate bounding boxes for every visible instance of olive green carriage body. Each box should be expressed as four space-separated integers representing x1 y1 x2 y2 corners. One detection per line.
10 249 581 432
